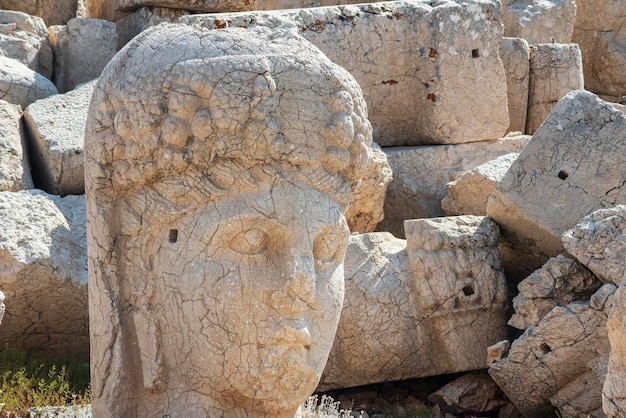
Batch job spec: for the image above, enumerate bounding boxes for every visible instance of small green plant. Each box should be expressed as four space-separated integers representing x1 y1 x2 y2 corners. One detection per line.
302 394 358 418
0 346 90 415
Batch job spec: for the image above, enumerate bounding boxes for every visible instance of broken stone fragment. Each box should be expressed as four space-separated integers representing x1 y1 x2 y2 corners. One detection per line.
0 190 88 358
489 300 610 417
442 152 519 217
378 136 528 238
0 99 34 191
502 0 576 44
487 90 626 281
526 43 584 134
0 10 52 79
321 216 508 390
24 79 94 196
427 372 508 415
508 254 600 330
0 55 57 108
0 0 83 26
184 0 510 146
604 285 626 417
116 6 189 48
255 0 369 10
49 17 117 93
500 37 529 134
562 205 626 285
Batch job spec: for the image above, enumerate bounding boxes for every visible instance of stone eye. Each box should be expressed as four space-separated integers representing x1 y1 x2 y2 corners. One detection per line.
229 228 268 255
313 227 347 269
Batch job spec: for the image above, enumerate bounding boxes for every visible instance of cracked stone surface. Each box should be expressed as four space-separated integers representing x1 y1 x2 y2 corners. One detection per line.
24 79 94 196
500 37 529 134
117 0 255 13
0 190 88 358
427 372 507 415
487 91 626 281
489 297 611 417
320 217 508 390
0 99 33 191
0 10 52 80
526 43 584 134
0 0 83 26
573 0 626 98
563 205 626 286
255 0 373 10
502 0 576 44
442 152 519 217
0 55 57 108
49 17 117 93
604 285 626 417
116 6 189 48
345 142 392 233
86 23 375 417
183 0 509 146
377 136 529 238
508 254 600 331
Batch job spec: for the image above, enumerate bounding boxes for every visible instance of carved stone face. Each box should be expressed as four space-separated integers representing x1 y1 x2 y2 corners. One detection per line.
138 180 348 414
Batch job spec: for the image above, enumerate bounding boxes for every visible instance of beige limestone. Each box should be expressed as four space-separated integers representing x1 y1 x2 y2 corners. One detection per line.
442 153 518 217
604 285 626 417
500 37 529 134
117 0 254 12
0 100 33 191
255 0 370 10
0 11 52 80
508 254 600 330
24 79 95 196
345 143 392 233
86 23 375 417
0 56 57 108
0 0 83 26
489 298 611 417
0 190 88 358
562 206 626 285
183 0 509 146
378 136 529 238
49 18 117 93
487 91 626 280
320 216 508 390
526 43 584 134
427 372 507 415
84 0 127 22
573 0 626 97
116 6 189 48
502 0 576 44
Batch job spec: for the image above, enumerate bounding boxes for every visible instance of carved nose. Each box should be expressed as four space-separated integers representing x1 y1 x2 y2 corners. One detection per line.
269 255 316 313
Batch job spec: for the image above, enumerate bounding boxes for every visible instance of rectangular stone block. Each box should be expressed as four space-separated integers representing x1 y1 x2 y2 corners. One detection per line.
0 100 33 192
116 0 254 13
183 0 510 146
500 37 529 134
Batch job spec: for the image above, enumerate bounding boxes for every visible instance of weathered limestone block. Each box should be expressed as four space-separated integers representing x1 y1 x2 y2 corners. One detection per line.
551 361 609 418
84 0 127 22
378 136 529 238
345 143 392 233
0 0 83 26
321 217 508 390
573 0 626 97
86 23 375 417
0 190 88 358
255 0 369 10
489 298 611 417
508 255 600 330
526 43 584 134
487 91 626 280
442 153 518 217
502 0 576 44
604 285 626 417
427 372 507 415
0 56 56 108
0 11 52 80
118 0 254 13
116 6 188 48
24 79 95 196
562 206 626 285
183 0 510 146
0 100 33 191
49 18 117 93
500 37 529 134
